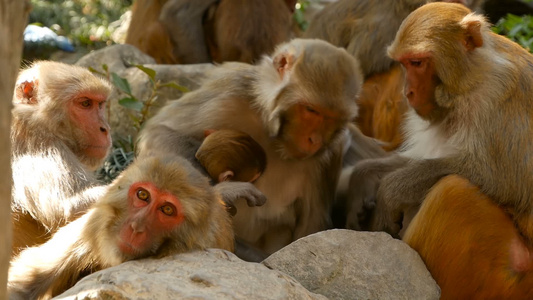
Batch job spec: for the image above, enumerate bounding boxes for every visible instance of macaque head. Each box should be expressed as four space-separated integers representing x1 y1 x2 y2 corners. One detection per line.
92 155 221 264
14 61 112 169
387 3 487 121
195 129 267 183
256 39 362 160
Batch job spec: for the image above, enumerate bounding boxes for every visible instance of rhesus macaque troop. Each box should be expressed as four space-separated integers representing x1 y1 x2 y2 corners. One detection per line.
10 1 533 299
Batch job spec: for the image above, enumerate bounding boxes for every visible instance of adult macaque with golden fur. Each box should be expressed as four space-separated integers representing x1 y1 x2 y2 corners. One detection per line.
137 39 363 255
196 129 267 184
11 61 112 255
348 3 533 296
126 0 296 64
8 155 234 300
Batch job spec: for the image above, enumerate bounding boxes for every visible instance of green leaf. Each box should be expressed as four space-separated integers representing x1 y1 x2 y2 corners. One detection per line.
111 73 132 95
135 65 156 82
119 97 144 111
102 64 108 72
159 82 190 93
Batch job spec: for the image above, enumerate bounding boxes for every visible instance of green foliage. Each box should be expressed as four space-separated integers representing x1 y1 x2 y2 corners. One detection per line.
89 64 188 150
493 14 533 52
294 0 312 31
29 0 131 49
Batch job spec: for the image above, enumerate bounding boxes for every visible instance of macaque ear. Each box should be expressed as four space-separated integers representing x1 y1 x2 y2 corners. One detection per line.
273 49 296 79
461 15 484 51
219 170 234 182
204 129 216 137
14 80 39 105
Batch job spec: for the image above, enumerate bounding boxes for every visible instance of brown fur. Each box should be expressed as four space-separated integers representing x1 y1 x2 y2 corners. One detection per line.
137 39 363 255
404 175 533 299
125 0 177 64
8 155 234 299
11 61 112 256
196 129 267 183
355 64 408 151
125 0 295 64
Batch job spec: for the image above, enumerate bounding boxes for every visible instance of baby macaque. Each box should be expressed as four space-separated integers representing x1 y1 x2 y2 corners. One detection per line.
195 129 267 183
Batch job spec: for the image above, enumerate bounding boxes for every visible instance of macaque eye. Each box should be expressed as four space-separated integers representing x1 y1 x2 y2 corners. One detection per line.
161 205 174 216
136 188 150 201
80 99 92 108
306 106 319 115
409 60 422 67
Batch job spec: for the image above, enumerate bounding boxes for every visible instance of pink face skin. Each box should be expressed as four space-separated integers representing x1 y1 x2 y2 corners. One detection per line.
398 55 439 119
284 103 341 159
118 182 184 258
68 92 111 160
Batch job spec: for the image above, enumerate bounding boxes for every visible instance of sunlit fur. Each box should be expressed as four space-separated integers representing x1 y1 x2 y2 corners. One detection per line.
375 3 533 298
8 155 234 300
11 61 112 255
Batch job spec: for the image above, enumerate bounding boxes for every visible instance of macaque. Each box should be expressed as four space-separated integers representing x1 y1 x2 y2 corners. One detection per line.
8 155 234 299
355 64 408 151
403 175 533 299
347 2 533 296
11 61 112 255
125 0 296 64
304 0 485 150
195 129 267 183
136 38 364 255
125 0 176 64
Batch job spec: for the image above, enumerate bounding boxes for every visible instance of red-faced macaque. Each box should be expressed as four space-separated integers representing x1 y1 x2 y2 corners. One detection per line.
403 175 533 299
136 38 365 255
304 0 485 150
125 0 296 64
8 155 234 300
347 3 533 296
11 61 112 255
195 129 267 183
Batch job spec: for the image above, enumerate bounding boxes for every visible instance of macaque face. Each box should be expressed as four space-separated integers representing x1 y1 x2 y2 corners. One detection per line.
398 55 439 119
280 103 342 159
117 181 184 258
68 92 111 160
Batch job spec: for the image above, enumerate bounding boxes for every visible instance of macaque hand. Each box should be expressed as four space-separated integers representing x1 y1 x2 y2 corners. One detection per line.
214 181 267 209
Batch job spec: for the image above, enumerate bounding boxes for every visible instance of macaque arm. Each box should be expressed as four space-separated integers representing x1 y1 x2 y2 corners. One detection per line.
372 157 454 236
8 212 93 299
214 181 267 208
12 147 105 230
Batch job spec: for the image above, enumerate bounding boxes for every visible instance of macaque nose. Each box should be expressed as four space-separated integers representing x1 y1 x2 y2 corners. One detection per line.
100 127 108 134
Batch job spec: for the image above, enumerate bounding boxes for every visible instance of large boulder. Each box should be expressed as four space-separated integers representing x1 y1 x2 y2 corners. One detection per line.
55 249 327 300
263 229 440 300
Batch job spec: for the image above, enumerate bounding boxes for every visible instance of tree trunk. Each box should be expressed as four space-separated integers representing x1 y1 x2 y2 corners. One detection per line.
0 1 31 297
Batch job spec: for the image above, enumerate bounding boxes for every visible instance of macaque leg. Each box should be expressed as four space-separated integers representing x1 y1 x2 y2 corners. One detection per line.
403 175 533 299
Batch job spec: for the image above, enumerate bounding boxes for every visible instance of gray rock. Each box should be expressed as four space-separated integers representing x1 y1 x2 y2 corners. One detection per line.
75 45 215 141
54 249 327 300
263 229 440 300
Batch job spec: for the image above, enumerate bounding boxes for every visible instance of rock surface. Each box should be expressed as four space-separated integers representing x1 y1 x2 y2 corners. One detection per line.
53 230 439 300
263 229 440 300
54 249 327 300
